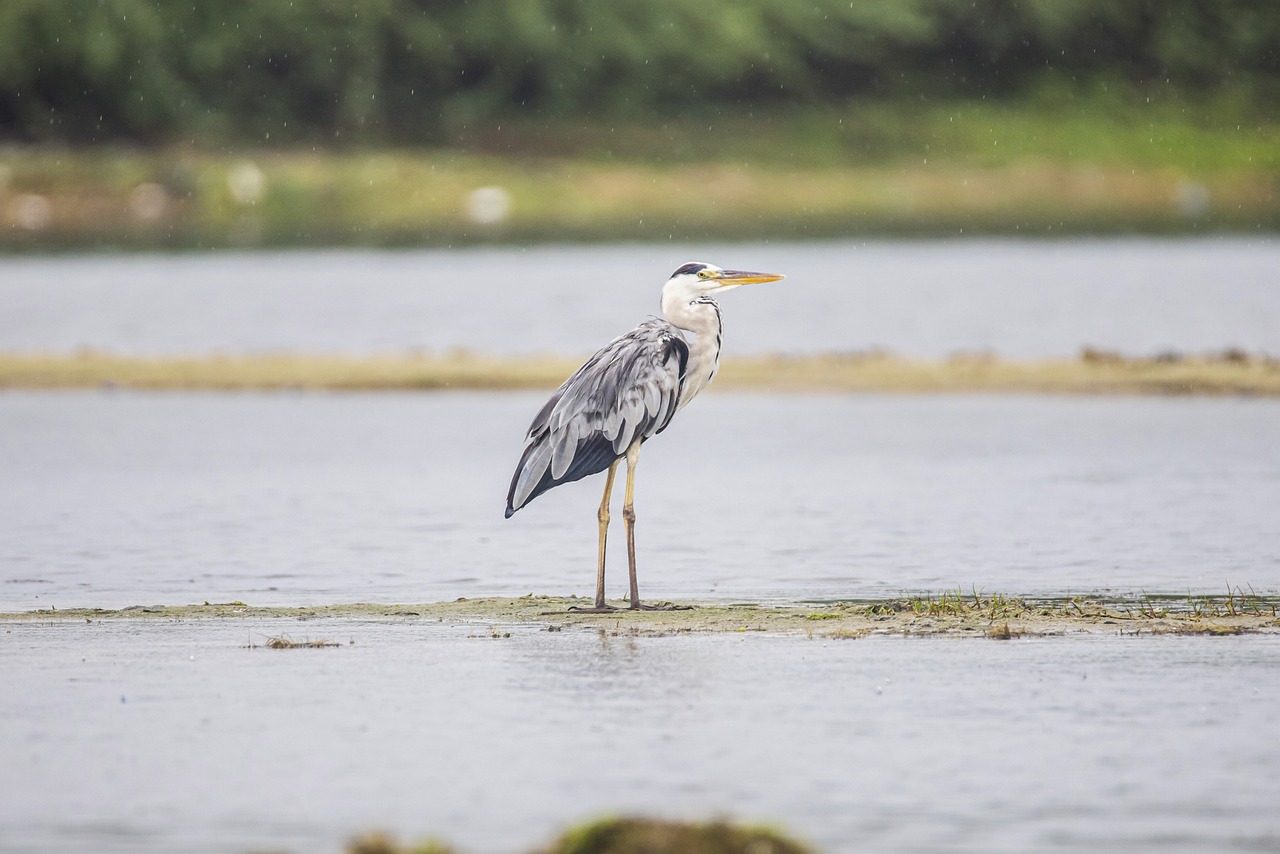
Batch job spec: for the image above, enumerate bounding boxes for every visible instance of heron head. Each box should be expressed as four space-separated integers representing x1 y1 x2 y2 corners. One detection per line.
665 261 785 297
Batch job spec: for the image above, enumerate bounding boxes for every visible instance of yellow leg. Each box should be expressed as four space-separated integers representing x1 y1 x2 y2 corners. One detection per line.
594 460 619 609
623 441 690 612
623 441 642 608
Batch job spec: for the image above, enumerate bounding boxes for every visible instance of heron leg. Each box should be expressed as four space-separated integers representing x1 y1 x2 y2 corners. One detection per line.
623 442 641 606
568 459 620 613
623 441 691 611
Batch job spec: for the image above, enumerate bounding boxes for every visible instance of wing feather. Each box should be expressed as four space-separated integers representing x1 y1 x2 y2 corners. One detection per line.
505 318 689 517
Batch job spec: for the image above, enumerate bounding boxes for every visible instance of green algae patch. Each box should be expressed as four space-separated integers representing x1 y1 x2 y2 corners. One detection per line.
348 831 459 854
6 592 1278 638
345 816 812 854
535 816 814 854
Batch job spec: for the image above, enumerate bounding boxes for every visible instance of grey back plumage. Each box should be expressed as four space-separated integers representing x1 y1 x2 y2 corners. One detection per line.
505 318 689 517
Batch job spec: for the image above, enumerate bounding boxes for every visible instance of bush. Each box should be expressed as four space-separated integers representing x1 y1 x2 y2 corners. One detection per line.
1 0 1276 143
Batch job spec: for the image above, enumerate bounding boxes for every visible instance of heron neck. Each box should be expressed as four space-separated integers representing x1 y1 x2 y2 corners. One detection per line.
663 295 723 408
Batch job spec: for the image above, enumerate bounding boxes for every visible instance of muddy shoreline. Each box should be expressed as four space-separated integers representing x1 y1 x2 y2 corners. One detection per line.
6 594 1277 638
3 351 1280 396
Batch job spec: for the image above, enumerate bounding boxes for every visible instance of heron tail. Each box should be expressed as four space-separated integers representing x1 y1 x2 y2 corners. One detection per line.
504 430 620 518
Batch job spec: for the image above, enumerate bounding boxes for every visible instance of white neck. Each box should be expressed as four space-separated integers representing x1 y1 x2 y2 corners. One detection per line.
662 286 723 409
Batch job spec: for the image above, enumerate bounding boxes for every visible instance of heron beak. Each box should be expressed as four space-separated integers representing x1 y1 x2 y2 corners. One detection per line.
714 269 786 288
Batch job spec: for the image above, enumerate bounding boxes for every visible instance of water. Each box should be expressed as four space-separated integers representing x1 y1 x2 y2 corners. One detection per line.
2 620 1278 854
2 390 1278 613
2 238 1279 358
4 239 1279 854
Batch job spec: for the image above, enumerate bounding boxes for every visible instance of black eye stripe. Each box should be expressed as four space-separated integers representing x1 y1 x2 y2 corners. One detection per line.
672 262 708 277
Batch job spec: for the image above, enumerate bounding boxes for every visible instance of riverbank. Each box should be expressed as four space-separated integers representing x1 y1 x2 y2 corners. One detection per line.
8 592 1277 637
2 154 1272 250
3 350 1278 396
2 100 1277 249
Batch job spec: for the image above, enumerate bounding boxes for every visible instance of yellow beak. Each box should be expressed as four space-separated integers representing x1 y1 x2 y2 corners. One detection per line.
716 269 786 286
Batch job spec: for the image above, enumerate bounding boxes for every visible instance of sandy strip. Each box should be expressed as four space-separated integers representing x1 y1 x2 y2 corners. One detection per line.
3 352 1279 396
5 595 1277 638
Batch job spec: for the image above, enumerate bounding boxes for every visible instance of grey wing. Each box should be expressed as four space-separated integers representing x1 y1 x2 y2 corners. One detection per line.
505 319 688 517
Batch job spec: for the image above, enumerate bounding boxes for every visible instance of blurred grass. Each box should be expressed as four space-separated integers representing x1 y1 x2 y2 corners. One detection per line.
4 350 1277 396
1 97 1277 249
345 816 812 854
459 92 1280 170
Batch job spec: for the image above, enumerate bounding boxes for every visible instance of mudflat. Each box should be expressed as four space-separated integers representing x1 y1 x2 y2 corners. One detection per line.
7 593 1277 638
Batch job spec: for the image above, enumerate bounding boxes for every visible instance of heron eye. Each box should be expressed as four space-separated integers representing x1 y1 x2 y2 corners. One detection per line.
697 270 711 279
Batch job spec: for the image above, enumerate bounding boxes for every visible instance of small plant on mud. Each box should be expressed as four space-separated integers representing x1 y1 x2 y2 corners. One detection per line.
541 816 814 854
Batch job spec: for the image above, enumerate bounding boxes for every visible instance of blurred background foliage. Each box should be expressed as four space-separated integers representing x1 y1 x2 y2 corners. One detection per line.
1 0 1276 246
1 0 1276 145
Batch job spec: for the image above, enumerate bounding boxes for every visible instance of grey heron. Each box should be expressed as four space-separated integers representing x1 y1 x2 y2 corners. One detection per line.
504 261 785 611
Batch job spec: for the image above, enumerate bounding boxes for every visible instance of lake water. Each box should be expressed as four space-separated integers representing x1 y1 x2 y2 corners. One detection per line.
2 238 1279 358
3 390 1277 613
3 240 1279 854
2 620 1278 854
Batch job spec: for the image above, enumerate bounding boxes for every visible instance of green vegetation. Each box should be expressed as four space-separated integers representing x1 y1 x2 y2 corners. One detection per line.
3 349 1278 396
2 0 1276 143
2 93 1276 248
537 816 813 854
348 831 458 854
344 817 812 854
2 3 1278 245
900 588 1278 622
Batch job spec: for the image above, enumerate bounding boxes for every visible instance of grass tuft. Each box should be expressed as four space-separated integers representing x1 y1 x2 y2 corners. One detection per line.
540 816 813 854
347 832 457 854
344 817 812 854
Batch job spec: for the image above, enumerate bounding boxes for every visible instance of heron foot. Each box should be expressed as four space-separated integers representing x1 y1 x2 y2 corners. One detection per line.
629 602 693 611
567 604 621 613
